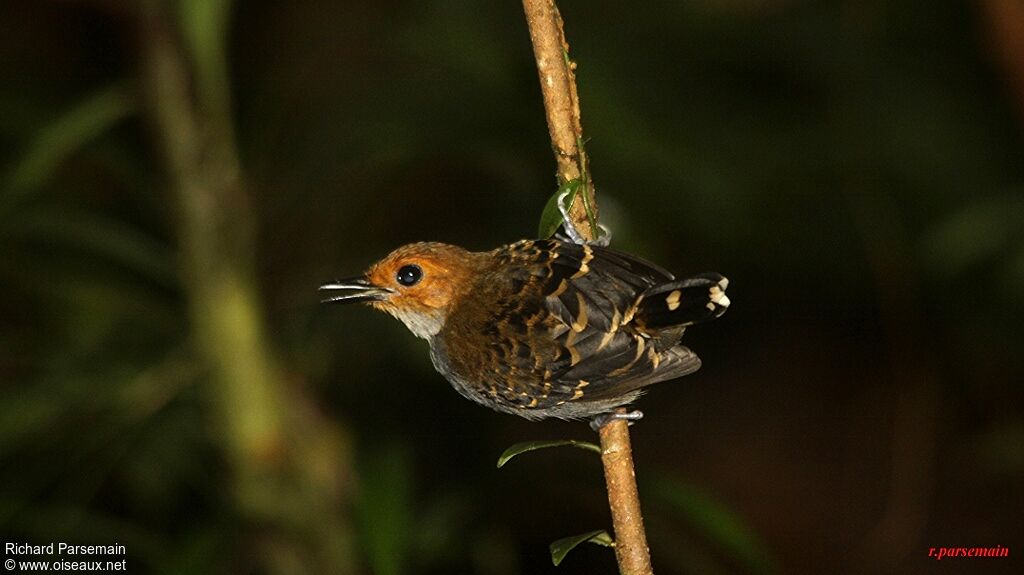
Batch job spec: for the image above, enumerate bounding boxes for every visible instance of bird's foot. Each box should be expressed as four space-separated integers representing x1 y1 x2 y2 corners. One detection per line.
555 223 612 247
592 224 612 246
590 409 644 432
555 186 611 246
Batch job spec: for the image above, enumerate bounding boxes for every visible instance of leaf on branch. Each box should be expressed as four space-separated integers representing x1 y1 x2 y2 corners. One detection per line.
549 529 614 566
495 438 600 469
537 178 581 239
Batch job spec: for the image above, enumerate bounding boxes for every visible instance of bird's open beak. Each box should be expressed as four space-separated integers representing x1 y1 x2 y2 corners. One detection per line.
319 277 394 304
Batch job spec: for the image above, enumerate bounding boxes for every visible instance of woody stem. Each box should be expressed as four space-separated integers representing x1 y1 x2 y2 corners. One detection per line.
522 0 598 241
599 412 654 575
522 1 654 573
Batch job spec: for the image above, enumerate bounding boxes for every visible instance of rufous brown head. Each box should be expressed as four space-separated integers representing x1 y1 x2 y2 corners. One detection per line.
320 242 481 339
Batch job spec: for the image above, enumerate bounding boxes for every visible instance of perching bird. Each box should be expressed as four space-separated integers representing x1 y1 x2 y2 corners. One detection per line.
321 239 729 424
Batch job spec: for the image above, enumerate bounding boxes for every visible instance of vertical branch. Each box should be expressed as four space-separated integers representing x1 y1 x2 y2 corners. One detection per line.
137 1 355 572
522 2 653 573
139 0 278 478
522 0 598 240
600 411 655 575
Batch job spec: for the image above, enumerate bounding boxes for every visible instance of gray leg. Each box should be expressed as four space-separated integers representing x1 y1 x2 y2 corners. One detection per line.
557 186 587 244
590 409 643 432
557 187 612 246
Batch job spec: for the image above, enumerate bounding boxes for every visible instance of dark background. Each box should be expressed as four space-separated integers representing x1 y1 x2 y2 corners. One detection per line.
1 1 1022 573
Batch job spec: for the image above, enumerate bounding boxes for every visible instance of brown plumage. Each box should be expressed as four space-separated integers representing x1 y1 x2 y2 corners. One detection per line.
321 239 729 421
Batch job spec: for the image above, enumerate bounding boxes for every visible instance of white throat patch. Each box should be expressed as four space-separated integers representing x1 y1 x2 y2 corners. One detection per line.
388 306 446 339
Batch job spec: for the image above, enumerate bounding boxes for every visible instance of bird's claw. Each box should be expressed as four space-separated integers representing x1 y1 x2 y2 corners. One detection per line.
590 409 644 432
592 224 612 246
556 187 587 244
556 187 611 246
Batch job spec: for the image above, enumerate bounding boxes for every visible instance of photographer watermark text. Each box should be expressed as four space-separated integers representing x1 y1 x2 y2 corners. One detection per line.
5 542 127 572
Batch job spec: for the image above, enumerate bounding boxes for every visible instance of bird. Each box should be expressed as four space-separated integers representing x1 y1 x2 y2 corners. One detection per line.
321 238 729 425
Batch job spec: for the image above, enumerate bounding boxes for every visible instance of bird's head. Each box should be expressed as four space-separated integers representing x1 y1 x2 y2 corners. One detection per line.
320 242 481 339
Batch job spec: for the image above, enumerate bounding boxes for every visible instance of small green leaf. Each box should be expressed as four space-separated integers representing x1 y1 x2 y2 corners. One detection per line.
537 191 562 239
537 178 581 238
496 439 600 468
549 529 614 566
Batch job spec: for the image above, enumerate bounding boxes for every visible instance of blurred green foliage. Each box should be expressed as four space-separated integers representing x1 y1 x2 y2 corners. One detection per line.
1 0 1021 574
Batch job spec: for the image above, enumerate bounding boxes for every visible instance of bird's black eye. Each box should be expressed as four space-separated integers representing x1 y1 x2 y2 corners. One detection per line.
396 264 423 287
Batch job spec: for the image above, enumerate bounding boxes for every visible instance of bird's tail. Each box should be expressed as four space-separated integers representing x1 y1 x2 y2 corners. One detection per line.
631 273 730 330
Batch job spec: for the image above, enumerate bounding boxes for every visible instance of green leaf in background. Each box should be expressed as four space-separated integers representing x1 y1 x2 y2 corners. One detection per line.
178 0 233 72
2 207 177 288
649 475 777 574
537 178 581 239
549 529 614 566
176 0 234 128
3 84 136 208
920 193 1024 278
496 439 600 469
356 443 413 575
